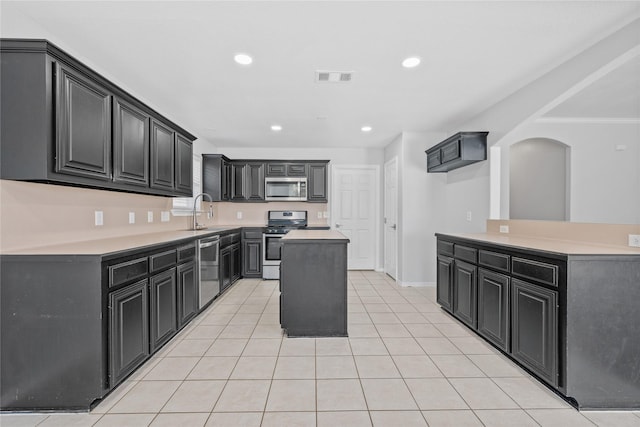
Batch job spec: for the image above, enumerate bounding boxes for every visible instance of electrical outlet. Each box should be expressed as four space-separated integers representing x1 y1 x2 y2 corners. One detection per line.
161 211 170 222
629 234 640 248
237 211 243 220
95 211 104 226
128 212 135 224
499 225 509 233
323 211 329 218
466 211 472 222
147 211 153 223
317 211 323 219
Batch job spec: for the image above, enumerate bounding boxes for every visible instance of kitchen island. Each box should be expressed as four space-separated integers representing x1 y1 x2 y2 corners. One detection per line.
435 231 640 410
280 230 349 337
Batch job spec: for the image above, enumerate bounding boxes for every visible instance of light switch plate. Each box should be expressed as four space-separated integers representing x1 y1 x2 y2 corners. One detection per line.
237 211 243 219
128 212 135 224
95 211 104 226
629 234 640 248
147 211 153 223
317 211 323 219
161 211 170 222
466 211 472 221
499 225 509 233
323 211 329 218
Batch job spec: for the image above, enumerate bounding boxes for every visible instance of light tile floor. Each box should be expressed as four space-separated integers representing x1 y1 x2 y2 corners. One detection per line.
2 271 640 426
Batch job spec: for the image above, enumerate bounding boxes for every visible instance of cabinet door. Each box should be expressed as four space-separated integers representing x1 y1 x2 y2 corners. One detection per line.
220 247 232 291
177 261 197 328
245 162 265 201
149 268 177 351
511 279 558 386
231 243 242 282
109 279 149 386
150 119 175 190
56 63 112 181
175 134 193 196
436 255 454 311
453 260 477 329
243 240 263 278
113 98 149 187
478 268 510 351
222 161 232 200
231 163 246 200
307 163 328 202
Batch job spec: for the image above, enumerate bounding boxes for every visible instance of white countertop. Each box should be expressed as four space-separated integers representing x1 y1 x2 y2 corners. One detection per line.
282 229 349 241
1 226 243 256
440 232 640 256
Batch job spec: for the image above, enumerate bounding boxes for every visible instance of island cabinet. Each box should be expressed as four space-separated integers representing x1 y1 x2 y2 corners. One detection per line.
280 230 349 337
435 233 640 409
0 39 194 197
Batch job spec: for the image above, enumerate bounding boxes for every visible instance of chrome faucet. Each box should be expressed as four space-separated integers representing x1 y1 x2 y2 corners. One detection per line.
192 193 213 230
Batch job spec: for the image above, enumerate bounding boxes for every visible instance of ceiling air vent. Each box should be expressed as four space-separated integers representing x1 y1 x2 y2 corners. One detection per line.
316 70 353 83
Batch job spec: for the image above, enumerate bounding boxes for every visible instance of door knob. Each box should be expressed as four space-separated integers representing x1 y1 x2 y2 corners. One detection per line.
391 224 397 230
335 223 341 228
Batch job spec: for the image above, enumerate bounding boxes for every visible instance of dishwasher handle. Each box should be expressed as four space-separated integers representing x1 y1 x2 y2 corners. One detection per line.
199 236 220 248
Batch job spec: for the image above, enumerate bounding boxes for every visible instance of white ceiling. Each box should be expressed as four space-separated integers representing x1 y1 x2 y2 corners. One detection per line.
2 1 639 149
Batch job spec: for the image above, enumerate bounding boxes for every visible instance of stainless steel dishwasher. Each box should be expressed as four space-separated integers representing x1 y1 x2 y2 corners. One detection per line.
198 235 220 309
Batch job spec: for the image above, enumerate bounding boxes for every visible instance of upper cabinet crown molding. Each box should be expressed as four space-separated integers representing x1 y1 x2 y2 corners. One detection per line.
426 131 489 173
0 38 194 197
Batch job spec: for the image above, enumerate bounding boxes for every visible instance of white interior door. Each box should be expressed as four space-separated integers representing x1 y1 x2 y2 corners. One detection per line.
384 158 398 280
332 166 378 270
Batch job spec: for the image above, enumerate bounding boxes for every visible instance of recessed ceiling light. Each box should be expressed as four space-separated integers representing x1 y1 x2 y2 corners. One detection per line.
271 124 282 132
402 56 421 68
234 53 253 65
361 126 372 132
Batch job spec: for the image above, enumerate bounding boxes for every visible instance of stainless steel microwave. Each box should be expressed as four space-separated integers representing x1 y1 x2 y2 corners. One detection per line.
265 177 307 201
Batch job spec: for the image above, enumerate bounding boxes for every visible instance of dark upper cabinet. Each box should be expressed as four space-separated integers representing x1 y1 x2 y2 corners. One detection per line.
307 162 328 202
0 39 195 197
56 62 112 181
478 268 510 351
266 162 307 177
426 132 488 173
202 154 231 201
150 119 175 191
175 134 193 196
245 162 265 201
231 163 247 201
113 97 149 187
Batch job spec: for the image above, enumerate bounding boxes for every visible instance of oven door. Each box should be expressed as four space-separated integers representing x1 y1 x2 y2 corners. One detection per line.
263 233 285 265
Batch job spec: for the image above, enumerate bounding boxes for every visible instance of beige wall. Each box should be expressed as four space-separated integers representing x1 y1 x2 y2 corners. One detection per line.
0 180 328 252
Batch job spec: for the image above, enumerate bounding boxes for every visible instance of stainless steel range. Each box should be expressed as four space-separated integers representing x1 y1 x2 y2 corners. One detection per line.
262 210 308 279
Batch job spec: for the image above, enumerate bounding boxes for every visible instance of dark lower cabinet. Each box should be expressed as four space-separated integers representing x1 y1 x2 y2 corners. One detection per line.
511 278 558 386
149 268 177 352
56 62 112 181
231 242 242 282
477 268 510 351
109 279 149 386
436 255 454 311
220 246 232 291
177 260 197 328
243 240 263 277
453 260 477 329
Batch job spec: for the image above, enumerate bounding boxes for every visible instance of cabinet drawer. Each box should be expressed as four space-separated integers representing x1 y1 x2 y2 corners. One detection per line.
437 240 454 257
177 243 196 262
243 228 264 240
230 233 241 244
109 257 148 288
511 257 558 287
441 139 461 163
150 249 177 273
266 163 287 176
479 250 510 273
454 244 477 264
